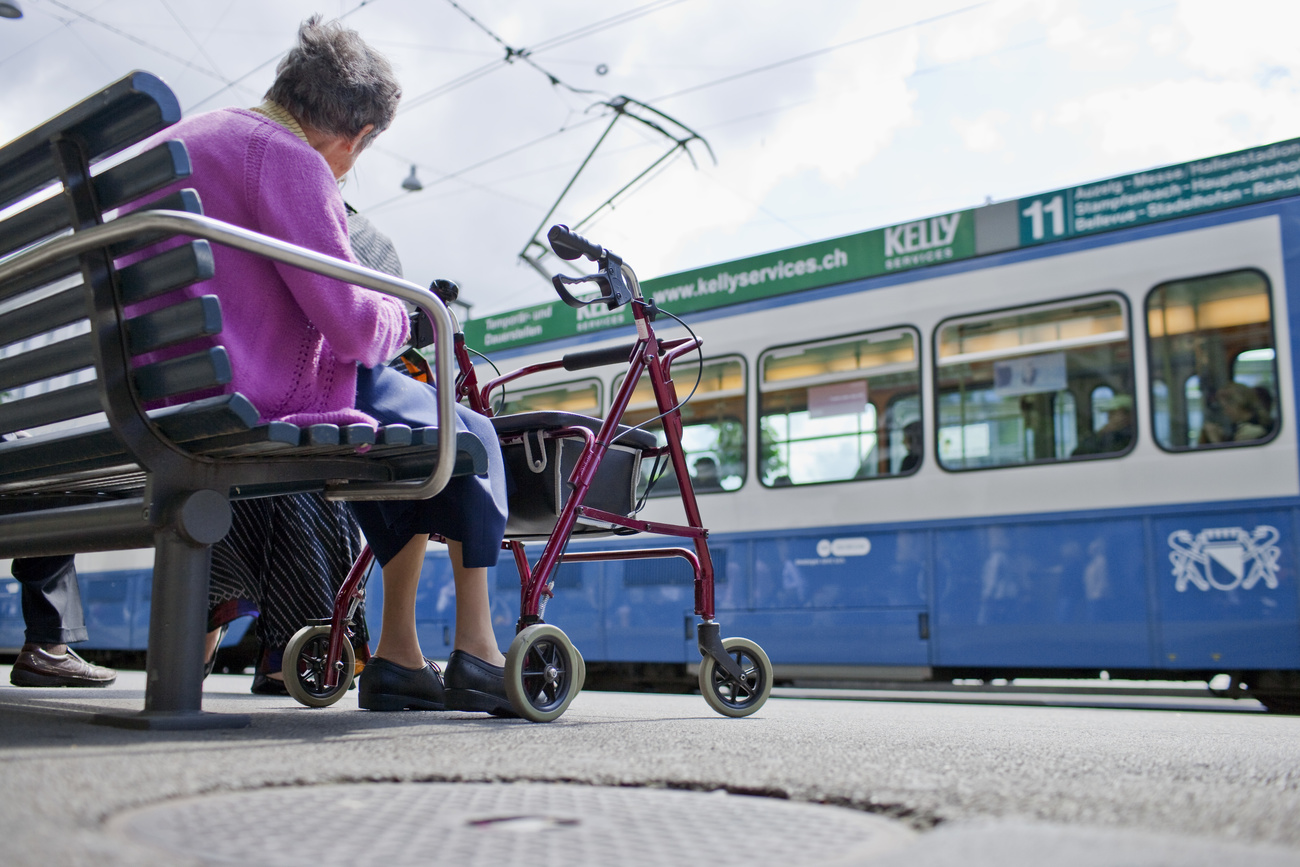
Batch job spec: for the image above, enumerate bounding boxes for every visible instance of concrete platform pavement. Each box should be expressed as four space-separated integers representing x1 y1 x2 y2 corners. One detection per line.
1 666 1298 867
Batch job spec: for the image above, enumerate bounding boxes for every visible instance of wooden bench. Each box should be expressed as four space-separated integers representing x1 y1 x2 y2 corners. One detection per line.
0 71 483 729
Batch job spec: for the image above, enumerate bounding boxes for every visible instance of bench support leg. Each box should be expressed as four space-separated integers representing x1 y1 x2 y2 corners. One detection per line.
95 527 249 730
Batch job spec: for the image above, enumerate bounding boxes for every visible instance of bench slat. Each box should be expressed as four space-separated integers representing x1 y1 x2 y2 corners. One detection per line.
0 195 68 260
302 424 341 448
185 421 303 457
118 241 214 305
151 393 260 440
133 346 230 401
0 285 86 348
0 190 205 307
126 295 221 355
0 332 93 393
382 430 489 478
0 71 179 211
0 396 268 490
0 142 192 260
0 380 99 436
94 141 190 210
377 424 413 446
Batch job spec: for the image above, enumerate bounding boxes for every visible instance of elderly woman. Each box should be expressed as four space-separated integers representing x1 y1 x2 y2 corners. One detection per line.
148 17 510 714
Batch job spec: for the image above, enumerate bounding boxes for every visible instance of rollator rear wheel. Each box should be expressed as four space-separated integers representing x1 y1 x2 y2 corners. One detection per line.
504 624 585 723
283 625 355 708
699 636 772 718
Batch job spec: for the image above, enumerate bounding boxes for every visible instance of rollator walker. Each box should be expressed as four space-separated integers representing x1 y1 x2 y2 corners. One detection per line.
282 225 773 722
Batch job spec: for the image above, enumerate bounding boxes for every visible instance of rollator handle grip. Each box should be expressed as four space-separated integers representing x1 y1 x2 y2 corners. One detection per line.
548 224 603 262
429 278 460 305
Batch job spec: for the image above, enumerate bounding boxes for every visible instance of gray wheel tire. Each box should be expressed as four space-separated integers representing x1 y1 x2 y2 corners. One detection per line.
699 636 772 718
504 624 582 723
283 625 355 708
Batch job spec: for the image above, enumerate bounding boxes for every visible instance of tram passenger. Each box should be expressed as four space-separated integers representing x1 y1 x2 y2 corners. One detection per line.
1201 382 1272 444
6 557 117 688
898 421 923 473
1072 394 1133 456
691 456 724 493
140 17 510 714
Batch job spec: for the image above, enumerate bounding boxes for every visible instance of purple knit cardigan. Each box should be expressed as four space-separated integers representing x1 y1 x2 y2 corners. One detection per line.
137 108 410 427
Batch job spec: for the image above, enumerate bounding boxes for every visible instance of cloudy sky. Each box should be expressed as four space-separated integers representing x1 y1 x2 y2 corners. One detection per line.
3 0 1299 317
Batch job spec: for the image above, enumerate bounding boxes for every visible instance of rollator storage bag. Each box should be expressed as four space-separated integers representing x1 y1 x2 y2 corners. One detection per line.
492 411 655 539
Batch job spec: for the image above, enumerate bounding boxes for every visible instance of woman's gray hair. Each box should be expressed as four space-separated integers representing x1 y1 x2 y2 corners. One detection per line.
266 16 400 148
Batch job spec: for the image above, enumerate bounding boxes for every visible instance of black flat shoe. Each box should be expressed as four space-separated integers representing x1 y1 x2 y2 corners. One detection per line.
251 671 289 695
445 650 516 717
358 657 446 711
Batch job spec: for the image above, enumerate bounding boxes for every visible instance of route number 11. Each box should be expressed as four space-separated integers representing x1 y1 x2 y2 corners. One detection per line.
1022 195 1066 241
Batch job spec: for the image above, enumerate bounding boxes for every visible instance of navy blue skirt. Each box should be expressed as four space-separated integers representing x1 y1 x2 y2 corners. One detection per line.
348 364 507 569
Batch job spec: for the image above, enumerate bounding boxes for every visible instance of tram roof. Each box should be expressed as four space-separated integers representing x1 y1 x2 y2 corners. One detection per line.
467 137 1300 353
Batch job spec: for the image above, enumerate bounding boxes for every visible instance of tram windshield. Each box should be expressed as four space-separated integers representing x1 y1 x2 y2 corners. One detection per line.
935 294 1135 469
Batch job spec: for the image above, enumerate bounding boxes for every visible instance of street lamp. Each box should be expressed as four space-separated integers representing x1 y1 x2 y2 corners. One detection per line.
0 2 23 19
401 165 423 192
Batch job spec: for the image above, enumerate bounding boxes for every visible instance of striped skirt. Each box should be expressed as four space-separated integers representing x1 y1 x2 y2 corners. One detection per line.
208 493 365 669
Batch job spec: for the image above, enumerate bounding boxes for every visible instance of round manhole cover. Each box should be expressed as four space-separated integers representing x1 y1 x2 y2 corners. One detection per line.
111 781 915 867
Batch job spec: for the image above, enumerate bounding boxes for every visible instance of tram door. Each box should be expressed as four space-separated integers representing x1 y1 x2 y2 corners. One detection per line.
1145 270 1299 670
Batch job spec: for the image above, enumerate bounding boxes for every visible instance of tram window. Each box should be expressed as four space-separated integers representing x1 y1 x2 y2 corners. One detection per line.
935 294 1134 470
758 327 921 486
1146 269 1279 450
614 355 746 497
494 378 602 416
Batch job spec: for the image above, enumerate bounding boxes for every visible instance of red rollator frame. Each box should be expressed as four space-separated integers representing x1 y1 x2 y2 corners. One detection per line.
282 225 773 721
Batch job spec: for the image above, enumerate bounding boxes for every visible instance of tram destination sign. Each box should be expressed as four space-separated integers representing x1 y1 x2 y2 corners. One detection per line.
464 136 1300 353
1017 138 1300 246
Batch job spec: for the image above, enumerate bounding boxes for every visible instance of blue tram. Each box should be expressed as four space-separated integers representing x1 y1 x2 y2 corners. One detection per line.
5 138 1299 710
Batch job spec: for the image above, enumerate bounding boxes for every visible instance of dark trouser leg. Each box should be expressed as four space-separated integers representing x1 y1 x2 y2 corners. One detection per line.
11 556 87 645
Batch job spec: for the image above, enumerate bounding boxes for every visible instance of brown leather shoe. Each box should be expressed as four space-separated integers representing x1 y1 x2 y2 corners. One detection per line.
10 644 117 687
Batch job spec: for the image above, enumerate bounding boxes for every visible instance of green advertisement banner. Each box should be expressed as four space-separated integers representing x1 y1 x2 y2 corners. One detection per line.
466 208 975 352
1017 138 1300 246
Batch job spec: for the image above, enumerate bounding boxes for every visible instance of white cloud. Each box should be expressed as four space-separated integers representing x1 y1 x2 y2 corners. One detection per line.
1053 78 1300 166
1045 0 1300 170
928 0 1056 64
953 109 1010 152
1176 0 1300 78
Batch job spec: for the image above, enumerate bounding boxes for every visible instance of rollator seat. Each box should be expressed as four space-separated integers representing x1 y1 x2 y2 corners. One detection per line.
492 411 657 539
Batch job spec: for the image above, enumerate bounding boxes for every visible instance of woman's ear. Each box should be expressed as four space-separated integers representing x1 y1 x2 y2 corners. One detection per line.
350 124 376 153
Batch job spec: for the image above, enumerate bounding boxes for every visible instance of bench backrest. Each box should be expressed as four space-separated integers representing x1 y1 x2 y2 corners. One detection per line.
0 71 223 446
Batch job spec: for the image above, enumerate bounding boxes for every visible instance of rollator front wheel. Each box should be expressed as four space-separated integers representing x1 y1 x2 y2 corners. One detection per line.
504 624 584 723
699 636 772 718
283 625 356 708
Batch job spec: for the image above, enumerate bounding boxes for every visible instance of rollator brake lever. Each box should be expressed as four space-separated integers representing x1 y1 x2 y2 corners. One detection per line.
548 224 634 311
